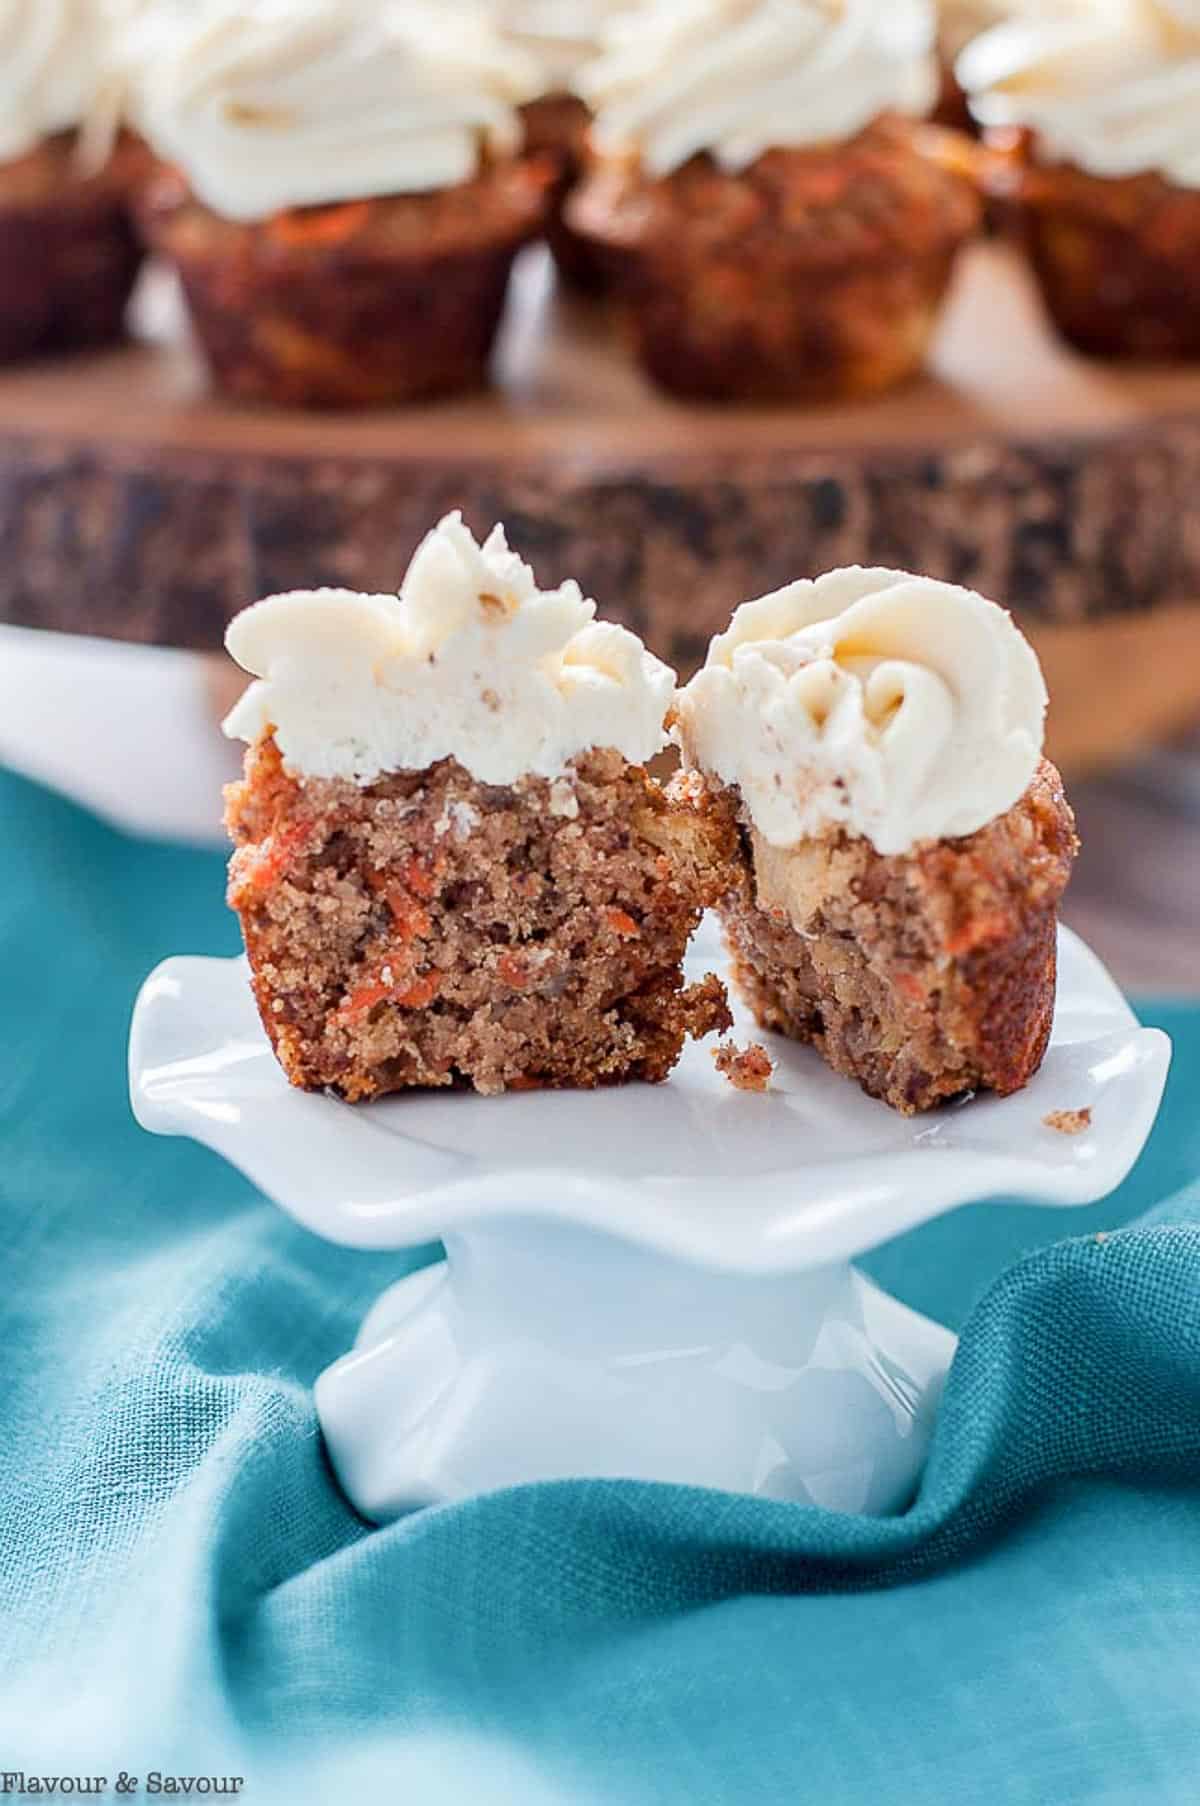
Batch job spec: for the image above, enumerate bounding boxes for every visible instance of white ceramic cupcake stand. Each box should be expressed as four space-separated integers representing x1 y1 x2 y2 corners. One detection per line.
129 919 1169 1521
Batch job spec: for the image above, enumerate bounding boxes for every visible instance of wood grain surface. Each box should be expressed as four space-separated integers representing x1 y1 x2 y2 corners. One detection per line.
1 238 1198 783
2 241 1200 656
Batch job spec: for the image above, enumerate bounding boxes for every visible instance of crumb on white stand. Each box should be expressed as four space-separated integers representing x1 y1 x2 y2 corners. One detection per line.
714 1041 775 1093
1044 1108 1092 1135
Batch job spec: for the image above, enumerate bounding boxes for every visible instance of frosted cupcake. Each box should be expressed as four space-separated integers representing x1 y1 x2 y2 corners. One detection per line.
674 569 1078 1113
487 0 643 285
223 512 733 1098
131 0 552 407
0 0 144 363
934 0 1021 126
568 0 980 402
961 0 1200 357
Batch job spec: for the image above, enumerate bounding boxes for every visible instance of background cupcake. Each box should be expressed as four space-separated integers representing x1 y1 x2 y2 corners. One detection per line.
934 0 1023 127
961 0 1200 358
0 0 145 364
567 0 980 403
484 0 643 286
131 0 552 409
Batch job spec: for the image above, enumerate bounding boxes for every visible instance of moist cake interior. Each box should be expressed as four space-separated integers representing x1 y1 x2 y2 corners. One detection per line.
226 737 732 1100
706 760 1078 1115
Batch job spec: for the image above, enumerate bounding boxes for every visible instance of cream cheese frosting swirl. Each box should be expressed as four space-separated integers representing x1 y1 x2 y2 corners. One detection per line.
129 0 541 221
0 0 112 163
960 2 1200 186
224 513 676 786
486 0 642 94
937 0 1023 63
580 0 938 178
675 568 1047 858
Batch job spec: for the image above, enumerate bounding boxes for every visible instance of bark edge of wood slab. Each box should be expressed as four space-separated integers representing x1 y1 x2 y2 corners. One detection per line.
2 242 1199 678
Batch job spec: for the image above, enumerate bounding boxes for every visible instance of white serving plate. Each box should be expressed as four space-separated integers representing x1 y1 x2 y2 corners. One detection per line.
129 920 1170 1520
131 920 1169 1272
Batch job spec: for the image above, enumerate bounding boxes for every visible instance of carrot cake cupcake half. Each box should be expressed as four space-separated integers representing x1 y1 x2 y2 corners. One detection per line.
0 0 145 363
961 0 1200 357
567 0 980 402
223 513 732 1100
674 569 1078 1114
129 0 552 407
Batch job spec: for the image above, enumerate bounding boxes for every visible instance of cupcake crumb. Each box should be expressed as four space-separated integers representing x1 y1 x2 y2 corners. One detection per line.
479 590 518 620
714 1040 774 1093
1044 1107 1092 1136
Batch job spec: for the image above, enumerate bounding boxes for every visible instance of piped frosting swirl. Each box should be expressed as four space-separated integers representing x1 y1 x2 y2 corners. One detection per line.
128 0 541 221
0 0 113 163
960 1 1200 187
675 568 1047 857
224 513 676 786
580 0 937 179
485 0 643 94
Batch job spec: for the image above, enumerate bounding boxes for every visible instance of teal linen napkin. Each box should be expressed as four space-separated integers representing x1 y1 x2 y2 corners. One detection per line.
2 766 1199 1805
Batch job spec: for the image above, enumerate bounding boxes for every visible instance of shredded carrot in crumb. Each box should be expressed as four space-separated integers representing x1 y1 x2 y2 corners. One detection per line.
386 891 431 941
368 857 441 920
895 972 925 1005
339 967 440 1019
231 822 312 900
266 198 371 248
395 973 441 1010
945 910 1011 957
400 854 442 901
497 952 532 990
508 1074 546 1092
605 909 641 939
339 979 392 1020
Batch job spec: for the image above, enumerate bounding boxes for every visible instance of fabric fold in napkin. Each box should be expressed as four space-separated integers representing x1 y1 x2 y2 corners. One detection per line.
2 766 1199 1806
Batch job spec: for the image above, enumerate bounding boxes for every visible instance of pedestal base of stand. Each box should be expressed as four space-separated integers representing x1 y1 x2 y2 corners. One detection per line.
129 931 1171 1522
316 1226 957 1522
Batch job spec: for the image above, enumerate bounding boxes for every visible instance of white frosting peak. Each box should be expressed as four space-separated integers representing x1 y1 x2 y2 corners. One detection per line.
939 0 1019 62
0 0 112 163
960 2 1200 187
481 0 643 93
128 0 541 221
580 0 937 178
675 568 1047 857
224 513 676 786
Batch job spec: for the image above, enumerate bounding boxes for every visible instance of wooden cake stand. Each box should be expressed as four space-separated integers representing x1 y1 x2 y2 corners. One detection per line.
2 240 1199 779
